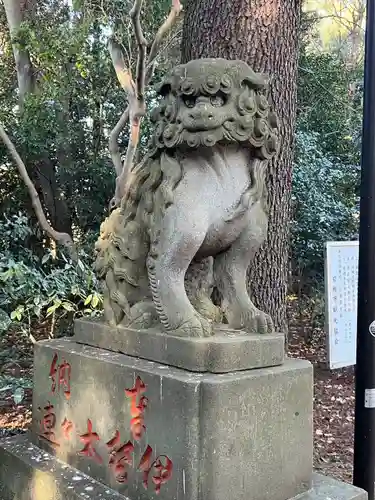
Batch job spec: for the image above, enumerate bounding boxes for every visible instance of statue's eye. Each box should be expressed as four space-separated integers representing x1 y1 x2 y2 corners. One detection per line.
184 97 196 108
210 95 225 107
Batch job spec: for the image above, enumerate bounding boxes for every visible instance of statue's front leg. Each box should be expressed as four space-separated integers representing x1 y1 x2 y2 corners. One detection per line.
147 203 213 338
214 205 274 334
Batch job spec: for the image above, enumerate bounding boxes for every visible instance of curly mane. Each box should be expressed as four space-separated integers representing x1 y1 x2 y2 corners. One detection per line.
94 151 184 325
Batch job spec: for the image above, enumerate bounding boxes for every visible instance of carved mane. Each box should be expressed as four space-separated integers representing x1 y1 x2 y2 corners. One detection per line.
149 58 278 157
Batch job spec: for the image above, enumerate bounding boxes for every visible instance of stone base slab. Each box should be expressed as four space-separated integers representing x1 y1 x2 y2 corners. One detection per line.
0 434 125 500
0 435 367 500
73 318 285 373
28 338 312 500
301 474 367 499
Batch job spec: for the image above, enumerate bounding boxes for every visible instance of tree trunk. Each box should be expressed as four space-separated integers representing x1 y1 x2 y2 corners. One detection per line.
3 0 73 238
34 158 73 236
181 0 301 332
2 0 35 105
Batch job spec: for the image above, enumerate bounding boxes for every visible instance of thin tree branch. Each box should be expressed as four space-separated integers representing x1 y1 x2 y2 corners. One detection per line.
109 113 140 211
303 10 365 33
130 0 147 109
145 0 183 83
109 106 129 177
108 38 135 95
108 0 147 209
0 123 77 261
147 29 182 74
108 22 180 180
298 66 360 115
108 34 142 208
148 0 183 65
108 0 183 210
113 0 148 208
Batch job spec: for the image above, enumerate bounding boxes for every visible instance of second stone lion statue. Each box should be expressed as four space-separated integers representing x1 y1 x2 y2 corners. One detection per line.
94 58 279 337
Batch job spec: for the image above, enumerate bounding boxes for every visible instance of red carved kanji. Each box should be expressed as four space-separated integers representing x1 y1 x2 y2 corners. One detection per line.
49 354 58 394
49 353 71 399
138 445 173 494
58 360 71 400
38 402 60 448
125 376 148 440
106 430 135 483
61 418 74 440
78 419 102 464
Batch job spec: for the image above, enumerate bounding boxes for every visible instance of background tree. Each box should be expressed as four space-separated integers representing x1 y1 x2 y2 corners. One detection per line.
2 0 35 103
181 0 302 332
2 0 77 236
304 0 366 66
293 8 362 285
0 0 182 339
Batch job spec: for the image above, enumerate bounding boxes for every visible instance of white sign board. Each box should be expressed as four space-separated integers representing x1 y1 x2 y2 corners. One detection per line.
325 241 359 369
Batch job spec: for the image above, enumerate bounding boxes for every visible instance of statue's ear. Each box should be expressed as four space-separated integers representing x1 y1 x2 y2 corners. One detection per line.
241 73 268 90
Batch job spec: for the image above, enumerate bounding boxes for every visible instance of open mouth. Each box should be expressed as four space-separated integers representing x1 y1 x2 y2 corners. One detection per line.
185 123 220 132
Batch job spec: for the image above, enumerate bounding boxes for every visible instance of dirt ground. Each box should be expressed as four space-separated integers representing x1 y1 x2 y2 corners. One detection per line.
289 320 355 483
0 314 356 484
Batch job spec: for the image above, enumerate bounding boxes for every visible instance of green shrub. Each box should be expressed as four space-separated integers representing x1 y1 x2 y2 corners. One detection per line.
291 130 359 291
0 213 102 336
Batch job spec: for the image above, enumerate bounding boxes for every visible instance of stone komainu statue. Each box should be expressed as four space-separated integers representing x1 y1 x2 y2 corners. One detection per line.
94 58 279 337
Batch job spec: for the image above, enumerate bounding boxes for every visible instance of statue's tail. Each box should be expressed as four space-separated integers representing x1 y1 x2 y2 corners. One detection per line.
93 152 183 326
94 206 149 325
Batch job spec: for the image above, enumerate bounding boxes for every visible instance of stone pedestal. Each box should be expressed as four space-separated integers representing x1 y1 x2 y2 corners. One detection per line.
0 320 368 500
73 318 285 373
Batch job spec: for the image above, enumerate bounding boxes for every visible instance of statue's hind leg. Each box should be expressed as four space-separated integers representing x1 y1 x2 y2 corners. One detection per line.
185 258 222 323
213 206 274 334
147 204 213 338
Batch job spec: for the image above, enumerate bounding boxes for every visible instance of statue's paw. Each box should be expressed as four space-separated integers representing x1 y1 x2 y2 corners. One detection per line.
253 310 274 334
192 297 222 323
110 290 130 316
125 301 159 330
103 297 125 326
229 308 274 334
128 313 156 329
174 314 214 338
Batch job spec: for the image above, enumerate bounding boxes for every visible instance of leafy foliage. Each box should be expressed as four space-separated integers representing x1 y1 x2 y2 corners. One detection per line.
0 375 33 405
292 41 362 298
0 214 102 336
291 130 359 291
298 51 363 163
0 0 182 404
0 0 182 236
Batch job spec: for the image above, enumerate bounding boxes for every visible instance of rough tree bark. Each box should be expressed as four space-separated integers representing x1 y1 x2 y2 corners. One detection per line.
181 0 301 332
